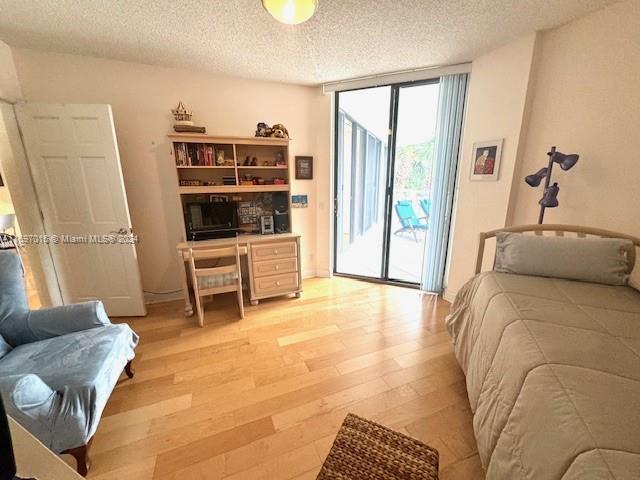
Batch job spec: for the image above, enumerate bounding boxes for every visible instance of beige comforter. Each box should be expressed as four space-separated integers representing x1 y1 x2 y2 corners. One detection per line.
446 272 640 479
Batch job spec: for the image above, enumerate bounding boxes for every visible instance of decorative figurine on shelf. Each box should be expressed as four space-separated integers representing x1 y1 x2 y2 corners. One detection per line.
172 102 206 133
216 150 225 166
255 122 271 137
243 155 251 166
275 151 286 166
271 123 289 139
250 157 258 166
254 122 290 139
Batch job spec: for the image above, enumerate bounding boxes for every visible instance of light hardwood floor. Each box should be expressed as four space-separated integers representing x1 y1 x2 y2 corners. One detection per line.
81 277 484 480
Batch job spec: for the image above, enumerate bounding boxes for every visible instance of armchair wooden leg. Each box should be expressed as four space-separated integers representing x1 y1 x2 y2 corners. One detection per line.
63 439 92 477
125 360 135 379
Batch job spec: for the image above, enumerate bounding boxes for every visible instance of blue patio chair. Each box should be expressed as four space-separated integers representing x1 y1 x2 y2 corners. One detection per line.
419 198 431 220
393 200 427 241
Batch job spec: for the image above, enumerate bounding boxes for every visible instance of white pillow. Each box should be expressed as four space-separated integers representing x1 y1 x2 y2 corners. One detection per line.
494 232 632 286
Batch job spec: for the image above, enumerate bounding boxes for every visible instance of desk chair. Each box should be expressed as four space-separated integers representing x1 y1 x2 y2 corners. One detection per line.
188 244 244 326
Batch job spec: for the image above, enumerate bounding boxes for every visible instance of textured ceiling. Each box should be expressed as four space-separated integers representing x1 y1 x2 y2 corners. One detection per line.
0 0 618 85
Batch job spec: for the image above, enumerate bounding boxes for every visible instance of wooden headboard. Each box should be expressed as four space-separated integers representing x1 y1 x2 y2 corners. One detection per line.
475 224 640 275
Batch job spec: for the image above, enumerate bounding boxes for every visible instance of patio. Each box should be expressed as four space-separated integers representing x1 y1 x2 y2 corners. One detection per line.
335 211 426 284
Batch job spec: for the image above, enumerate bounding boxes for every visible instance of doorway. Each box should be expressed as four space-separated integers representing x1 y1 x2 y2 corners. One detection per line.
333 80 442 286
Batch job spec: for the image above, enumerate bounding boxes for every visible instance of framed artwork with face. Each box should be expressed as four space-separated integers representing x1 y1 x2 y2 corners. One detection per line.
470 139 503 181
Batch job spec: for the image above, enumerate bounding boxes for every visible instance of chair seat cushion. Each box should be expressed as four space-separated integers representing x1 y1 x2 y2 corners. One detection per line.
0 324 138 452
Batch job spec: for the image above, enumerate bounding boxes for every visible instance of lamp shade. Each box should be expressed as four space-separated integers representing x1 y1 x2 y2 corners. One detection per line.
551 151 579 170
525 167 548 187
539 182 560 208
262 0 318 24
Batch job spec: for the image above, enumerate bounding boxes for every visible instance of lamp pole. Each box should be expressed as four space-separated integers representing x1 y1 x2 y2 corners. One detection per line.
538 146 556 224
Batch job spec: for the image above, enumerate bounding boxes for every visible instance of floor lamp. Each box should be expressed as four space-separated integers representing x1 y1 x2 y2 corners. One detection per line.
524 146 579 224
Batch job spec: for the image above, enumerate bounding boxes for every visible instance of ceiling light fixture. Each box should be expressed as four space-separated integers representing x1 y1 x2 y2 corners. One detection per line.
262 0 317 25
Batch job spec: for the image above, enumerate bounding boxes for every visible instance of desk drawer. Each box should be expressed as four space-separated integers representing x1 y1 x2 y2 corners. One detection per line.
253 257 298 278
251 240 297 262
253 272 299 296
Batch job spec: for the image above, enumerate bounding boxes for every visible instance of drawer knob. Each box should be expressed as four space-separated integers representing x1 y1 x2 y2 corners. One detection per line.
274 249 278 254
276 281 281 286
275 265 279 270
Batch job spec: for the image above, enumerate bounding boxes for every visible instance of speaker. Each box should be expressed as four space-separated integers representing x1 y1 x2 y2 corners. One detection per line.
273 192 290 233
273 192 288 212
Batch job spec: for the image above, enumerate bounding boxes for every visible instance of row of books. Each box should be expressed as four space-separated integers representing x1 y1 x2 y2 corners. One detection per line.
174 143 215 166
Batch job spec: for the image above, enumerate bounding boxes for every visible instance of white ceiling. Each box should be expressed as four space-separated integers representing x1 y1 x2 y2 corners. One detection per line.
0 0 618 85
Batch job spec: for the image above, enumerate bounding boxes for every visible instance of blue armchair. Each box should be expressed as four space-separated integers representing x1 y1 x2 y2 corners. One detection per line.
0 250 138 476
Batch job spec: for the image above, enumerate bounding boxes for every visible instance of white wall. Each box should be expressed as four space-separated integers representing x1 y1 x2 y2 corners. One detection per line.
444 33 538 301
0 40 21 102
310 90 333 277
0 43 59 305
0 39 20 216
12 49 322 301
510 0 640 235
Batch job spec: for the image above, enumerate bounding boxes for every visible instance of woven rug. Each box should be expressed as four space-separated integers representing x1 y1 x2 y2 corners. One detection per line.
316 413 439 480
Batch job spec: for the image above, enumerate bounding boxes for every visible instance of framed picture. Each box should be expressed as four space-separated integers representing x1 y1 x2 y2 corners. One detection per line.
292 194 308 208
295 156 313 180
470 139 503 181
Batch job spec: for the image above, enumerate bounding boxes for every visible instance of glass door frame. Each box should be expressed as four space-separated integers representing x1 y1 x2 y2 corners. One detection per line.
332 78 440 287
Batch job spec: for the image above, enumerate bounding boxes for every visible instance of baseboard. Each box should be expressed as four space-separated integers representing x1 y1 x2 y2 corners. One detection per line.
144 290 184 305
302 269 316 279
442 288 457 303
315 268 332 278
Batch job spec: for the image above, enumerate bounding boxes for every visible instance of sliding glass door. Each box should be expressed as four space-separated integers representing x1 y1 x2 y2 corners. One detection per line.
334 86 390 278
334 79 449 286
387 82 440 283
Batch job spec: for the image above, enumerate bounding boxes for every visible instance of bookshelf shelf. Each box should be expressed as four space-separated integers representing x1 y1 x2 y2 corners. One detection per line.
176 165 235 169
178 184 290 194
237 166 288 170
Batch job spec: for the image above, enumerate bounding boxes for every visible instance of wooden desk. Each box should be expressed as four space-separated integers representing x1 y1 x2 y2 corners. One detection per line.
177 233 302 316
9 417 82 480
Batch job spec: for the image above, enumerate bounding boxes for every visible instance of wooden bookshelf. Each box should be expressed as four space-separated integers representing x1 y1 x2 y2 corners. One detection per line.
170 133 301 307
169 133 291 195
169 133 293 238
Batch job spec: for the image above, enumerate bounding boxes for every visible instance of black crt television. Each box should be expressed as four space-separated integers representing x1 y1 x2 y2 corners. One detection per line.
185 201 239 241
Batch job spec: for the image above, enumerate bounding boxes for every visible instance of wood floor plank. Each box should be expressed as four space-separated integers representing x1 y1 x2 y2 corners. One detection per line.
277 324 340 346
86 278 483 479
223 444 321 480
153 417 275 476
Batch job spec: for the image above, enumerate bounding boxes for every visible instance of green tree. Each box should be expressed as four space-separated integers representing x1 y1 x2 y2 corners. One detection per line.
394 138 435 194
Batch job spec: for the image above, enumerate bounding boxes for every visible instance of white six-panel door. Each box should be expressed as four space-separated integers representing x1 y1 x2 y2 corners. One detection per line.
15 104 146 316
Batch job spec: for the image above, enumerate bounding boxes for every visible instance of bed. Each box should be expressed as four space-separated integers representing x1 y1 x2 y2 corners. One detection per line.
446 225 640 479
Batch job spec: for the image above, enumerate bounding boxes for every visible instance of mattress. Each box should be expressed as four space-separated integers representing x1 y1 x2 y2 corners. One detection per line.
446 271 640 479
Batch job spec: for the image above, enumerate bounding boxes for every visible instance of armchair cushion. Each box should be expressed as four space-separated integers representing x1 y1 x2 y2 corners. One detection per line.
0 324 138 452
0 335 11 359
1 300 111 347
